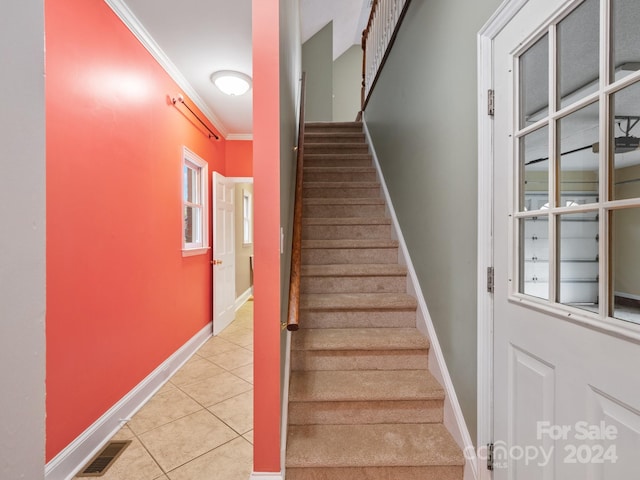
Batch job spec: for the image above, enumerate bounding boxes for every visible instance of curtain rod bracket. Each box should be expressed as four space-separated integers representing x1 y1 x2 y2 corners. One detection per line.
171 94 220 141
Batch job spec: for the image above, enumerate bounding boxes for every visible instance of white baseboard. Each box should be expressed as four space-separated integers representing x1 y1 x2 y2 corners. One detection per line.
362 118 478 480
249 473 283 480
280 330 292 479
235 287 254 311
614 291 640 301
45 323 212 480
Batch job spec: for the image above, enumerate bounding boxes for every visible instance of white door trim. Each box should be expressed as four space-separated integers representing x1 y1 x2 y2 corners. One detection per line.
476 1 529 478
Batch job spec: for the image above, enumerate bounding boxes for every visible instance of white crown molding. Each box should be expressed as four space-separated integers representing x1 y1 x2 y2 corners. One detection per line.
103 0 229 139
227 133 254 141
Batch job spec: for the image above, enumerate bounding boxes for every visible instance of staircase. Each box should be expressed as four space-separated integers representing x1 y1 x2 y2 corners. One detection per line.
285 122 465 479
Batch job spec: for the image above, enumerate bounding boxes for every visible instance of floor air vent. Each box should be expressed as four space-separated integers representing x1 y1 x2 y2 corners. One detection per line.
77 440 131 477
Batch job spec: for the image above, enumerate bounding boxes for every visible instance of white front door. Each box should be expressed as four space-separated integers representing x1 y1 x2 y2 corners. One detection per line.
492 0 640 478
212 172 236 335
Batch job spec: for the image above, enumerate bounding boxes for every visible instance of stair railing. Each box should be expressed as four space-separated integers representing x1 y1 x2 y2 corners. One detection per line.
286 72 307 332
361 0 412 111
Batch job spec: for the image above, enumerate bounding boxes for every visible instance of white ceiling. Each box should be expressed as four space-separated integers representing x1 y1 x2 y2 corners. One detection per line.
113 0 369 138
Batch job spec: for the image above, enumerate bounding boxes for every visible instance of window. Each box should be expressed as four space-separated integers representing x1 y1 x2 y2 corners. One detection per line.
242 189 253 245
182 148 209 256
513 0 640 325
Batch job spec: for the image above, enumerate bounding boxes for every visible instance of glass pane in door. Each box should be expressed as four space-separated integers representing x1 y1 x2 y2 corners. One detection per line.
611 81 640 200
557 0 600 108
611 207 640 324
521 126 550 211
558 212 600 311
557 0 600 109
520 34 549 128
520 217 549 300
611 0 640 83
558 102 600 205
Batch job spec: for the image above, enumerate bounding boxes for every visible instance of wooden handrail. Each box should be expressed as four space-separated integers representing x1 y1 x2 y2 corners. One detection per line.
286 72 307 332
361 0 412 111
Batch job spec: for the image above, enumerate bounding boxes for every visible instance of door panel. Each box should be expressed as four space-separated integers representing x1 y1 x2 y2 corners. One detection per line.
213 172 236 334
493 0 640 478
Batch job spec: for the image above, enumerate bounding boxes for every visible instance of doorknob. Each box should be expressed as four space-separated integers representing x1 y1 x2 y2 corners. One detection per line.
211 259 224 265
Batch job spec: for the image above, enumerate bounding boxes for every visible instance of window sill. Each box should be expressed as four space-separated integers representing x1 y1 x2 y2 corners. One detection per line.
182 247 210 257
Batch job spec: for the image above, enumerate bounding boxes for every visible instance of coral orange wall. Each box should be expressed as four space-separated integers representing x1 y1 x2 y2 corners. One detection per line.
252 0 282 473
45 0 224 460
226 140 253 177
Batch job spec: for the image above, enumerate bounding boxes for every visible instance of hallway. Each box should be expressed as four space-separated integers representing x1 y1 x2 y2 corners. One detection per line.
74 302 254 479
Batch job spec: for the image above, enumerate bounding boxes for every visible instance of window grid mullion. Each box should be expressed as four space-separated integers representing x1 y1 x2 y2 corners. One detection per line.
599 0 611 318
548 23 559 303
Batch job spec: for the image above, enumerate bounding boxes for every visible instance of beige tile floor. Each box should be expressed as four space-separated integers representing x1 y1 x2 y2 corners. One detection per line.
75 301 254 480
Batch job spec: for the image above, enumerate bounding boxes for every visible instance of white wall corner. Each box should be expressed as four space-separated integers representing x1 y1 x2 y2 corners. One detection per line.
362 117 478 480
45 323 212 480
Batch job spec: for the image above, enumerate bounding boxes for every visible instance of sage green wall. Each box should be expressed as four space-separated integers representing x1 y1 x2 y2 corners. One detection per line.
364 0 502 444
302 22 333 121
0 1 46 477
235 183 254 298
333 45 362 122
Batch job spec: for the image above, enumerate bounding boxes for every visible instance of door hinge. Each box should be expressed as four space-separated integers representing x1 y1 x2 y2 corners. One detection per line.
487 267 495 293
488 89 495 116
487 442 494 470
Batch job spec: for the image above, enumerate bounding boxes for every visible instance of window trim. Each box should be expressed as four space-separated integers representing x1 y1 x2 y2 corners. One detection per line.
182 147 210 257
242 189 253 246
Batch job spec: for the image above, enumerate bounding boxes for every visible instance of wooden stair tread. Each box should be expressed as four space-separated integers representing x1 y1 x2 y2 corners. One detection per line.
304 181 380 188
304 166 376 173
305 121 362 128
286 423 464 468
289 369 443 402
305 132 365 139
292 327 428 351
301 264 406 277
302 239 398 249
302 217 390 226
300 293 416 311
303 198 384 205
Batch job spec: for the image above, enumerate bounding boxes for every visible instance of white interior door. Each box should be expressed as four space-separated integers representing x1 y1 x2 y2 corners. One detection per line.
492 0 640 478
213 172 236 335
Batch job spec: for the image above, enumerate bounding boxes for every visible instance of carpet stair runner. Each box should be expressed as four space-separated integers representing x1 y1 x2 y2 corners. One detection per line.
285 121 465 479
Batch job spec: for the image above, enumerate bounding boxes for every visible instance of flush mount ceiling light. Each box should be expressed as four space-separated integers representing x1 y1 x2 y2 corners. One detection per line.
210 70 252 96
